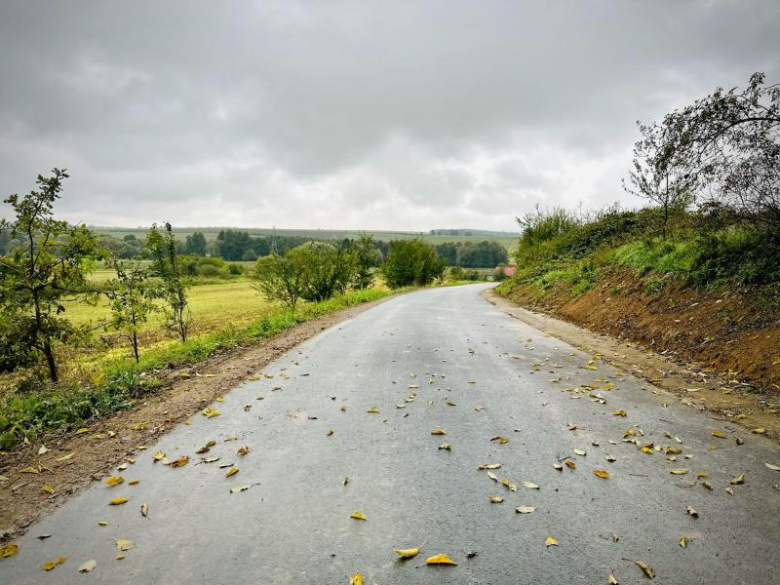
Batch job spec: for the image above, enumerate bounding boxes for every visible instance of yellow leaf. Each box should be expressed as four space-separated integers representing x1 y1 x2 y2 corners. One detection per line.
327 429 334 436
635 560 655 579
711 429 726 439
54 452 74 462
41 484 54 494
20 467 39 474
97 520 108 527
478 463 501 470
237 446 250 456
670 469 689 475
751 428 766 435
608 573 619 584
109 497 128 506
393 548 420 558
565 459 576 469
730 474 745 485
116 554 125 560
350 511 367 521
487 471 498 481
105 476 124 486
196 440 217 454
202 407 220 418
679 536 687 548
593 469 609 479
612 410 627 417
686 505 698 518
516 506 536 514
343 476 349 485
640 447 654 454
490 436 508 443
75 428 90 434
366 408 379 414
115 539 134 551
522 481 539 489
431 428 447 435
349 573 364 585
425 553 457 565
170 456 189 468
42 557 66 571
225 467 239 478
545 536 559 547
216 396 225 402
0 544 19 560
489 496 504 503
128 480 139 485
153 451 165 462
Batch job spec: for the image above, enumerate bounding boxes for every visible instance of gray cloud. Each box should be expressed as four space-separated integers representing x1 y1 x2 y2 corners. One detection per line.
1 0 778 231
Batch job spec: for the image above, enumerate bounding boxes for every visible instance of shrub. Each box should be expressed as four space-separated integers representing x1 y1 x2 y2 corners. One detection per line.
382 240 445 288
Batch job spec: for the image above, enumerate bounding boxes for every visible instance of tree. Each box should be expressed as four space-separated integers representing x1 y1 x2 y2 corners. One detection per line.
0 169 100 381
185 232 208 256
146 223 191 342
381 240 444 288
254 253 305 310
345 234 381 289
104 257 160 363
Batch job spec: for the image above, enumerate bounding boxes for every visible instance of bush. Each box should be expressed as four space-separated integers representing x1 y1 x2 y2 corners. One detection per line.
382 240 445 288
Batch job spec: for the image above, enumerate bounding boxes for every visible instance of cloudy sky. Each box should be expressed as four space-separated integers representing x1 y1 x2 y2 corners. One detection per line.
0 1 778 231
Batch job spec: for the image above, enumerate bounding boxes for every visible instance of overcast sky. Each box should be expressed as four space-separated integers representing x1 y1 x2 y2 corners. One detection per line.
0 1 777 231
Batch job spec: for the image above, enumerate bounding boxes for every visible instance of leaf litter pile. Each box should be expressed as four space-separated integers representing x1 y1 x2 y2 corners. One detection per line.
2 327 779 582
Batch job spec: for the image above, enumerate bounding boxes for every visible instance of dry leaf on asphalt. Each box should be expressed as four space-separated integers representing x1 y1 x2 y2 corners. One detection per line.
115 539 134 551
425 553 457 565
730 474 745 485
105 476 124 486
0 544 19 560
225 467 239 478
765 463 780 471
141 503 148 517
202 407 220 418
670 469 689 475
545 536 559 547
431 428 447 435
237 445 250 456
230 485 250 494
438 443 452 450
170 456 189 468
350 511 367 521
711 429 726 439
593 469 609 479
109 497 128 506
78 559 97 573
366 408 379 414
478 463 501 470
42 557 66 571
608 573 619 584
612 410 627 417
516 506 536 514
349 572 363 585
679 536 688 548
393 548 420 558
635 560 655 579
489 496 504 503
523 481 540 489
686 505 698 518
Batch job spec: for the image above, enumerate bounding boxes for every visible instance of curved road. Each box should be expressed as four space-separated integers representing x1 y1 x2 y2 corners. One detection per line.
2 284 779 584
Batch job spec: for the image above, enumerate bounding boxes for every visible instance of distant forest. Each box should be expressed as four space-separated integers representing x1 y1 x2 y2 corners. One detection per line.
0 227 508 268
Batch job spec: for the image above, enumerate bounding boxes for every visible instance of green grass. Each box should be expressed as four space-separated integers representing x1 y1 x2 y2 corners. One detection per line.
0 287 397 449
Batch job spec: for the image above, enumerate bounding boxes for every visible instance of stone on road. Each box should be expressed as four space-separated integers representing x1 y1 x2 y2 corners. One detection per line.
2 284 779 584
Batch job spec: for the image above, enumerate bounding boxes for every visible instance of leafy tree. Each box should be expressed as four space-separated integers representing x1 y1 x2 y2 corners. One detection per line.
185 232 208 256
381 240 444 288
254 253 305 310
146 222 191 342
0 169 100 381
345 235 381 289
104 258 160 363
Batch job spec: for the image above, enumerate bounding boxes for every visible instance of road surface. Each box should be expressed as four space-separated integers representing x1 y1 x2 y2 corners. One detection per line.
2 284 779 584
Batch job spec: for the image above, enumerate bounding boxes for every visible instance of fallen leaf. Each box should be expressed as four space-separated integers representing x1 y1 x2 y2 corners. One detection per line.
54 453 74 462
225 467 239 478
574 449 587 456
140 502 148 517
725 487 734 496
522 481 540 489
711 430 727 439
97 520 108 526
36 534 52 540
153 451 165 462
394 548 420 558
608 573 619 584
366 408 380 414
490 436 509 444
41 484 54 494
170 456 189 468
438 443 452 451
765 463 780 471
751 428 767 435
327 429 334 436
487 471 498 481
116 554 125 561
201 407 220 418
115 539 134 551
109 497 128 506
670 469 689 475
425 553 457 565
679 536 688 548
105 476 124 486
686 505 698 518
635 560 655 579
0 544 19 560
565 459 576 469
489 496 504 503
237 445 250 456
350 511 367 521
230 485 250 494
349 572 363 585
593 469 609 479
516 506 536 514
78 559 97 573
196 440 217 454
128 480 139 485
343 476 350 485
730 474 745 485
38 445 49 455
612 410 627 417
42 557 66 571
553 462 563 470
478 463 501 470
431 428 447 435
545 536 558 547
20 467 39 474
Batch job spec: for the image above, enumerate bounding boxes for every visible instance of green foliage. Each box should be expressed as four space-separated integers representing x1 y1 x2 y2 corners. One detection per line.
435 240 508 267
146 223 191 341
254 253 305 310
104 258 161 362
0 169 101 381
381 240 445 288
185 231 208 256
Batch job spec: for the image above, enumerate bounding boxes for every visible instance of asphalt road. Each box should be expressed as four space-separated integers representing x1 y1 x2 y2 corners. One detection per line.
2 284 780 584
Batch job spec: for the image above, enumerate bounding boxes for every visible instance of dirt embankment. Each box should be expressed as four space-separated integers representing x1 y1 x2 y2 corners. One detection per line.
500 271 780 393
0 295 393 544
